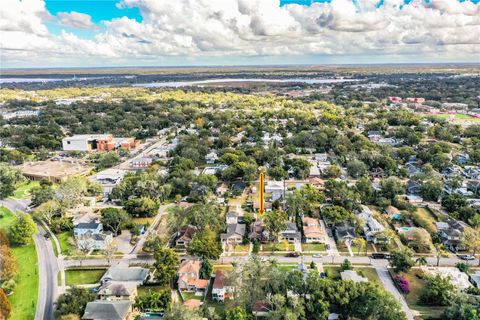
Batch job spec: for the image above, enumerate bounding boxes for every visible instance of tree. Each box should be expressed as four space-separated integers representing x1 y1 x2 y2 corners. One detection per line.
416 256 428 267
419 274 456 306
33 200 62 226
199 259 212 279
380 177 404 201
225 306 248 320
321 206 353 225
0 164 25 199
30 183 55 207
55 287 96 318
100 207 129 236
153 247 179 286
135 288 171 312
389 247 415 273
56 176 88 208
0 245 17 281
324 165 341 178
187 228 222 260
442 194 467 213
353 237 366 255
264 210 288 241
104 241 118 264
8 212 36 245
420 179 443 201
443 294 480 320
0 288 11 319
356 177 375 204
461 227 480 266
347 160 368 178
124 197 159 217
434 243 447 267
340 259 352 271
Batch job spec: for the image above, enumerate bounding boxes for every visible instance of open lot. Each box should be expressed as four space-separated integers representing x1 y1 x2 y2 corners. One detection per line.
65 269 105 286
11 181 40 199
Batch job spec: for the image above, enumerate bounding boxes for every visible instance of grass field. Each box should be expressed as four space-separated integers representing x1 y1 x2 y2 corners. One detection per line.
233 244 250 252
132 217 154 226
261 242 295 252
181 291 203 301
324 266 341 279
0 206 16 229
57 231 73 256
423 113 480 123
137 285 165 295
11 181 40 199
354 267 381 284
65 269 105 286
302 243 326 252
412 208 437 234
0 207 39 320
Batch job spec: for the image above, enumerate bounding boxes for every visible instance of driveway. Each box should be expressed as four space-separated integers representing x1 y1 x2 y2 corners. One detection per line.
375 266 415 320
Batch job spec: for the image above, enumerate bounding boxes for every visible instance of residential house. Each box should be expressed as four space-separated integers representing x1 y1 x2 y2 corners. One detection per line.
439 219 465 252
212 270 234 302
314 153 328 162
309 165 321 178
130 157 152 168
370 167 385 178
358 206 385 243
205 152 218 164
455 154 470 165
464 166 480 180
177 259 202 290
74 222 103 237
385 205 401 220
340 270 368 283
175 225 197 248
405 163 422 177
76 232 113 250
97 282 138 302
101 263 149 286
220 223 246 245
406 195 423 204
471 271 480 289
467 180 480 195
281 222 301 243
265 180 284 201
302 217 326 243
252 301 272 317
82 300 132 320
406 180 421 195
91 169 127 195
216 183 229 196
226 211 239 225
249 220 269 243
334 222 356 243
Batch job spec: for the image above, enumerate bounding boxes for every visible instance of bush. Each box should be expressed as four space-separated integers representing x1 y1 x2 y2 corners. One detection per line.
393 275 410 294
340 259 352 271
455 262 469 273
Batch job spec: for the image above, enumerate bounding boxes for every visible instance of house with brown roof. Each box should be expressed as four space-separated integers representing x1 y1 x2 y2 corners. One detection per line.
212 270 235 302
249 220 269 243
302 217 326 243
175 225 197 247
177 259 205 292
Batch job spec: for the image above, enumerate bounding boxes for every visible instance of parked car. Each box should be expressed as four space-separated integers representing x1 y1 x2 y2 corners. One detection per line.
43 233 50 240
312 254 322 258
371 253 389 259
325 244 330 250
458 254 475 261
285 252 300 258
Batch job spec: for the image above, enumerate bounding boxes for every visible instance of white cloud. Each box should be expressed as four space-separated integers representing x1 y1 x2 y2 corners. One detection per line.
57 11 96 29
0 0 479 67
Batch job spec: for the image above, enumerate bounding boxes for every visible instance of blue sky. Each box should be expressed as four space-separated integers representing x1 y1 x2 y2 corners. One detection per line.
1 0 479 68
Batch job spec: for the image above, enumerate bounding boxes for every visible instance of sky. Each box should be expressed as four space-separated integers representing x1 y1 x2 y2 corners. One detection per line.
1 0 479 68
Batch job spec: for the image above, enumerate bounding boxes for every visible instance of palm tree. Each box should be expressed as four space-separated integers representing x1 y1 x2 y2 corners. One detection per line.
434 243 447 267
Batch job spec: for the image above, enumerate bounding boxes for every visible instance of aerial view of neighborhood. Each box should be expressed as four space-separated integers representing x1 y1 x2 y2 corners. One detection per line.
1 1 480 320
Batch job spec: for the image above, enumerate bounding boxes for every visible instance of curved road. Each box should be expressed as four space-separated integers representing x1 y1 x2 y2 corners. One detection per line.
1 200 57 320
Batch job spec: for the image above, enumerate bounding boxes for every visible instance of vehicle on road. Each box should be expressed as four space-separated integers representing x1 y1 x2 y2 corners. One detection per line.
371 253 389 259
312 254 322 258
458 254 475 261
285 252 300 258
43 233 50 240
325 244 330 250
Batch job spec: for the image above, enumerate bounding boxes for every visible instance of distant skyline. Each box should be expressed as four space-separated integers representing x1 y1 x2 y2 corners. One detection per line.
1 0 480 68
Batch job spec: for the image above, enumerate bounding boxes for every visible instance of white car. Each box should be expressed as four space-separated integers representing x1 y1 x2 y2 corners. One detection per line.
312 254 322 258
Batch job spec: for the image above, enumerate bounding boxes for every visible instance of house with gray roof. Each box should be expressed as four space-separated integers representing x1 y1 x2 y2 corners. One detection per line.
82 300 132 320
98 281 138 302
221 223 246 245
281 222 301 243
101 262 149 286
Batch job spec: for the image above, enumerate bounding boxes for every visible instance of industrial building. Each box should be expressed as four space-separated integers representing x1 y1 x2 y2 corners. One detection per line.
62 134 135 152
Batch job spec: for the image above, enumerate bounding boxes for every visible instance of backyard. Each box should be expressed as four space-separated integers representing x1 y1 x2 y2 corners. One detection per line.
10 181 40 199
57 231 74 256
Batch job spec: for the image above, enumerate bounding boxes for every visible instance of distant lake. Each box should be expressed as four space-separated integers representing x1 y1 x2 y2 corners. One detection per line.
133 78 358 87
0 76 108 84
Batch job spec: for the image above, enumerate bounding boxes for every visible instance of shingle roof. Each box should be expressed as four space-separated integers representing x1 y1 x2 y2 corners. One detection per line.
98 281 137 297
82 300 131 320
101 265 149 283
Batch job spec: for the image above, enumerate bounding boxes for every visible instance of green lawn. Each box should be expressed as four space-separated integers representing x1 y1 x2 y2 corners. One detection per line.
57 231 73 256
132 217 154 226
424 113 480 123
8 244 39 320
233 244 250 252
0 206 16 229
324 266 341 279
11 181 40 199
261 242 295 252
65 269 105 286
181 291 203 301
354 267 381 284
0 207 39 320
137 285 165 296
302 243 326 252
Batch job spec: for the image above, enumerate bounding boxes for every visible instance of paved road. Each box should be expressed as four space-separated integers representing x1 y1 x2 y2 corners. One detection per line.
376 266 415 320
34 226 58 320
